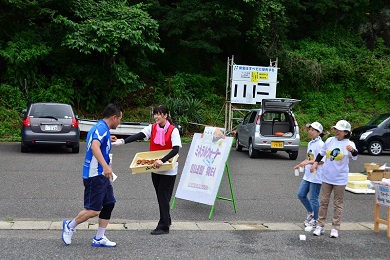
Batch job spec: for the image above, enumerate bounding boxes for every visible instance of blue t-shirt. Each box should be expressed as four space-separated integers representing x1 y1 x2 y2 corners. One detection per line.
82 120 111 179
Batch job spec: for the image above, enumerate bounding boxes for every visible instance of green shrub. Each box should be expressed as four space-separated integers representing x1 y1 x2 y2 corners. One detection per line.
27 77 74 105
165 97 204 134
122 107 152 123
168 73 216 99
0 106 21 141
0 84 27 111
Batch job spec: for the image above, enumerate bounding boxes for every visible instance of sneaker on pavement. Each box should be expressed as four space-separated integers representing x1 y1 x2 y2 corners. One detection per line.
305 219 317 227
330 228 339 238
313 226 324 236
304 213 314 225
62 220 75 245
92 236 117 247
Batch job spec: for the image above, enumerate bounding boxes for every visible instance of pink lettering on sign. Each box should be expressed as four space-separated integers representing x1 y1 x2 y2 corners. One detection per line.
205 166 216 177
195 145 221 160
190 164 205 175
188 182 208 190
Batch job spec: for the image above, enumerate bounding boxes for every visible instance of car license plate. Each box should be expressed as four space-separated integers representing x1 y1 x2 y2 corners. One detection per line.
271 141 284 148
44 125 58 131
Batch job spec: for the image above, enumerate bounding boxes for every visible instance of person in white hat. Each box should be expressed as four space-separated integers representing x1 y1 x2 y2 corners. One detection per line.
310 120 358 238
294 122 325 228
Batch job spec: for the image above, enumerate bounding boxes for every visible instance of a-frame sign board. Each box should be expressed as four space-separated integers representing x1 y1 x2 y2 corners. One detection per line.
171 130 237 219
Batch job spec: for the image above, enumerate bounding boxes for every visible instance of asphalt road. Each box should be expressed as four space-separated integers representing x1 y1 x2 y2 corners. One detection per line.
1 142 390 260
1 229 389 260
0 141 388 223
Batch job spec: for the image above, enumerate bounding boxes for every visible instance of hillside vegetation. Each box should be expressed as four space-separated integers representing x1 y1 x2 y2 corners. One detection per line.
1 1 389 141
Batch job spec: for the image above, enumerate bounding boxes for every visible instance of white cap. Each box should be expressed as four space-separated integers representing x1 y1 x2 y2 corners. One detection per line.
333 120 351 132
306 122 323 134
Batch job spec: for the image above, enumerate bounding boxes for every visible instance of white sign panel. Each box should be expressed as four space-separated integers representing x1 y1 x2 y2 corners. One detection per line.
231 65 277 104
375 183 390 207
175 133 234 205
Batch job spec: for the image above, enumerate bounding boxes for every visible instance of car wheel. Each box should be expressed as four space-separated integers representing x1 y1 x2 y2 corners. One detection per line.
72 144 80 153
289 151 298 160
248 140 259 158
235 136 243 151
367 141 382 156
21 143 28 153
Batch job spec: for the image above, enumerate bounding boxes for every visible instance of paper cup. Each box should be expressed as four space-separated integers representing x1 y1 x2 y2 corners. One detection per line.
110 172 117 183
299 234 306 241
294 169 299 177
311 170 317 178
299 166 304 172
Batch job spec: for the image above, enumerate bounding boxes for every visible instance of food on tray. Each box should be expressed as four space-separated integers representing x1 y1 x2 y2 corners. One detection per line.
134 158 173 167
130 150 179 174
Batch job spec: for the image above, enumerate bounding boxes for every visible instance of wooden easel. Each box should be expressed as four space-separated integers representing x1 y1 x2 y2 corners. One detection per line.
373 197 390 237
373 182 390 237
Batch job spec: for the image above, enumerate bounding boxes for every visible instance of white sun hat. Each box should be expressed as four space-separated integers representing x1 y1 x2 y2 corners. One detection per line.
306 122 323 134
333 120 351 132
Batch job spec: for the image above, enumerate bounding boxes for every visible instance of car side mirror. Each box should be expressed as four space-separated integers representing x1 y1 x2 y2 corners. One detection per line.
20 109 27 118
176 124 183 135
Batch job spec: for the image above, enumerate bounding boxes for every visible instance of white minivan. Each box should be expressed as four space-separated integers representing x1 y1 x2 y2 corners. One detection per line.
235 98 301 160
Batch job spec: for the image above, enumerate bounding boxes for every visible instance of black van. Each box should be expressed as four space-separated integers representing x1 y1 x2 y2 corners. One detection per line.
350 113 390 155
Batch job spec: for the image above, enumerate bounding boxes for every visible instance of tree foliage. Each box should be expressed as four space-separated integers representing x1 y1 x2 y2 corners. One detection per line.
0 0 163 111
1 0 390 139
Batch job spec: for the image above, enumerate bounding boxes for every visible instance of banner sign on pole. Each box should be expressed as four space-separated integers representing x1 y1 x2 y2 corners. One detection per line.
175 131 234 205
230 64 277 104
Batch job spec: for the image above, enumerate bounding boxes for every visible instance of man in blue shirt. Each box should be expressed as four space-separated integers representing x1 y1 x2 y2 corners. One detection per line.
62 104 122 247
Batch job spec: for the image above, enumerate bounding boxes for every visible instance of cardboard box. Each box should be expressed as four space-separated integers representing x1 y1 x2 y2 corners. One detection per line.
364 163 381 172
129 149 179 174
348 172 367 181
347 180 371 190
384 171 390 179
367 170 384 181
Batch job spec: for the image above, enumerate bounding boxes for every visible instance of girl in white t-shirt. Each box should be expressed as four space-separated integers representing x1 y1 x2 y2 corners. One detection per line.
310 120 358 238
294 122 325 228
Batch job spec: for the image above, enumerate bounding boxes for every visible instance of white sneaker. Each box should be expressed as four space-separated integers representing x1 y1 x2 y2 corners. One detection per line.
305 218 317 227
62 220 75 245
313 226 324 236
92 236 117 247
330 228 339 238
304 213 314 225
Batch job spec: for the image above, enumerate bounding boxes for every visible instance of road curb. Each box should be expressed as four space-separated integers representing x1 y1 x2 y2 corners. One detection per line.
0 220 384 231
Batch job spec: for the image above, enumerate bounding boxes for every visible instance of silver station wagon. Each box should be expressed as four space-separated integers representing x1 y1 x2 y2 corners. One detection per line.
20 102 80 153
235 98 301 160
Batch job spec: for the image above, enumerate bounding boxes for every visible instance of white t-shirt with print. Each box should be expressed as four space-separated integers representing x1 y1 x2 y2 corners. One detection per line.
142 124 182 176
303 136 324 184
319 137 357 185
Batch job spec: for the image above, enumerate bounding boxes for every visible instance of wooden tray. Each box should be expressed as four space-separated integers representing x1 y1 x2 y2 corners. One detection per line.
129 149 179 174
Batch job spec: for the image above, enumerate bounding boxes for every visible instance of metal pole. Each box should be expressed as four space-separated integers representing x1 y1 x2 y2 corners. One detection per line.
228 56 234 131
224 57 230 130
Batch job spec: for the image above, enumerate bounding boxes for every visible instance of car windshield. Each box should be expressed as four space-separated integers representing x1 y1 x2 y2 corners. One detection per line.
366 114 389 127
262 112 288 122
29 104 73 118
